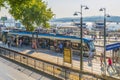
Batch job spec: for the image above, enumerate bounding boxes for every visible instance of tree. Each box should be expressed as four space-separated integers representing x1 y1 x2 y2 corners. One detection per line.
0 0 7 13
0 0 54 31
0 0 5 8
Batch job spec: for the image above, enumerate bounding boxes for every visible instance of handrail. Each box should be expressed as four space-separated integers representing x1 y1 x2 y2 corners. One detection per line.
0 46 119 80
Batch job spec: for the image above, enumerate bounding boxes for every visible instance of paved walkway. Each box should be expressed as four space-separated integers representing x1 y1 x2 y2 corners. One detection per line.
0 42 120 79
0 55 57 80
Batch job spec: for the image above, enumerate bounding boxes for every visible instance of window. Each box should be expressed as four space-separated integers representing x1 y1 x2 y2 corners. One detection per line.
72 42 80 50
64 40 71 48
72 42 89 51
83 43 89 51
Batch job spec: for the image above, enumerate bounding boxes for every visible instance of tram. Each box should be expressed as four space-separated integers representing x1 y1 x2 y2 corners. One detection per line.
2 30 95 57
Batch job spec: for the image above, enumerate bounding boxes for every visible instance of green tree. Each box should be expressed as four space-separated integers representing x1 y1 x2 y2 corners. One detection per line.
0 0 54 31
0 0 5 8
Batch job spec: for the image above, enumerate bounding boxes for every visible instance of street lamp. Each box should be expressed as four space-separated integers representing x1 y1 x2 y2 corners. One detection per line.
99 8 110 75
74 5 89 71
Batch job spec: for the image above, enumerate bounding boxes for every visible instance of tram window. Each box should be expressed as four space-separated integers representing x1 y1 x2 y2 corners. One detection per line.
72 42 80 50
57 40 64 45
64 41 71 48
83 43 89 51
22 36 31 45
38 38 41 43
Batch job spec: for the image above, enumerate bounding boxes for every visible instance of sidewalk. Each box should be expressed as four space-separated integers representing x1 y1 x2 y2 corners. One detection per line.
0 43 119 79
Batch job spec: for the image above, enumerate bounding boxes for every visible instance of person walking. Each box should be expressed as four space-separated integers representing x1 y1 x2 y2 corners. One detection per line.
88 50 93 65
107 57 115 72
100 53 104 67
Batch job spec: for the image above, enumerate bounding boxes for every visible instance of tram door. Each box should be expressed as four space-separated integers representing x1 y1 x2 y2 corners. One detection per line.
54 40 71 52
56 40 71 48
21 36 31 45
39 38 50 49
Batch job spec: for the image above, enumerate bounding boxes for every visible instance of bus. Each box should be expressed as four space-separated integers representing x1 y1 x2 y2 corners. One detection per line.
2 30 95 57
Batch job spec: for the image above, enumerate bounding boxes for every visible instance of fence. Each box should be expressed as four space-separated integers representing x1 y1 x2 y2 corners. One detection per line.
0 46 117 80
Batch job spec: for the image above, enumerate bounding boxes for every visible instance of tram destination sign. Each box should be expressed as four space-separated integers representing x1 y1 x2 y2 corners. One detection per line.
106 43 120 51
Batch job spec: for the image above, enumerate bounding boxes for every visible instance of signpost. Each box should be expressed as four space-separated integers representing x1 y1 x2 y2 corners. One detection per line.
63 48 72 64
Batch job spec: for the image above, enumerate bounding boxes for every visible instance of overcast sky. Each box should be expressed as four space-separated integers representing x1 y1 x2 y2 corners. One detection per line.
0 0 120 18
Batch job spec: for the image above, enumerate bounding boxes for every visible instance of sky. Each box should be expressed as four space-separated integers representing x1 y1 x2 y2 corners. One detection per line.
0 0 120 18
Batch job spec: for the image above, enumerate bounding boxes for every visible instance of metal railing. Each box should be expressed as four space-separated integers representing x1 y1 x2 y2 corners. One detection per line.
0 46 118 80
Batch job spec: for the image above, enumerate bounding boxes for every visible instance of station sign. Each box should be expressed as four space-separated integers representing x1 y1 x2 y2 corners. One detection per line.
63 48 72 64
106 43 120 51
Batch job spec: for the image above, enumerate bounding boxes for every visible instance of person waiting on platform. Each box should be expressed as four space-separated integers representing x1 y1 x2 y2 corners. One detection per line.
7 40 10 47
54 41 57 52
59 42 63 53
88 50 93 65
32 40 37 49
100 53 104 67
107 57 115 72
19 39 23 47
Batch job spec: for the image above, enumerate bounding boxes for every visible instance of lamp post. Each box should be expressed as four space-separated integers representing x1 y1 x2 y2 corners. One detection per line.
99 8 110 74
74 5 89 71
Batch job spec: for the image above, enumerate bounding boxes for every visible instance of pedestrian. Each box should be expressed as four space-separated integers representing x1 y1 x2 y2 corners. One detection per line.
54 41 57 52
32 40 36 49
88 50 93 65
19 39 22 47
107 57 115 72
59 42 63 53
5 38 8 45
100 53 104 66
115 48 119 63
7 40 10 47
47 40 50 50
34 40 37 50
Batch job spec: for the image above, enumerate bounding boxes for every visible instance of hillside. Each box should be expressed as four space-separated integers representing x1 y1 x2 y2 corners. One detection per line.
50 16 120 23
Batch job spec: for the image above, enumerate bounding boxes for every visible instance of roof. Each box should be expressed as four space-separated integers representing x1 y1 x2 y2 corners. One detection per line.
8 31 93 42
59 26 78 28
106 43 120 51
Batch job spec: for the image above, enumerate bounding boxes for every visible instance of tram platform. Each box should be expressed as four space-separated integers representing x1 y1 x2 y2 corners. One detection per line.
0 42 119 80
